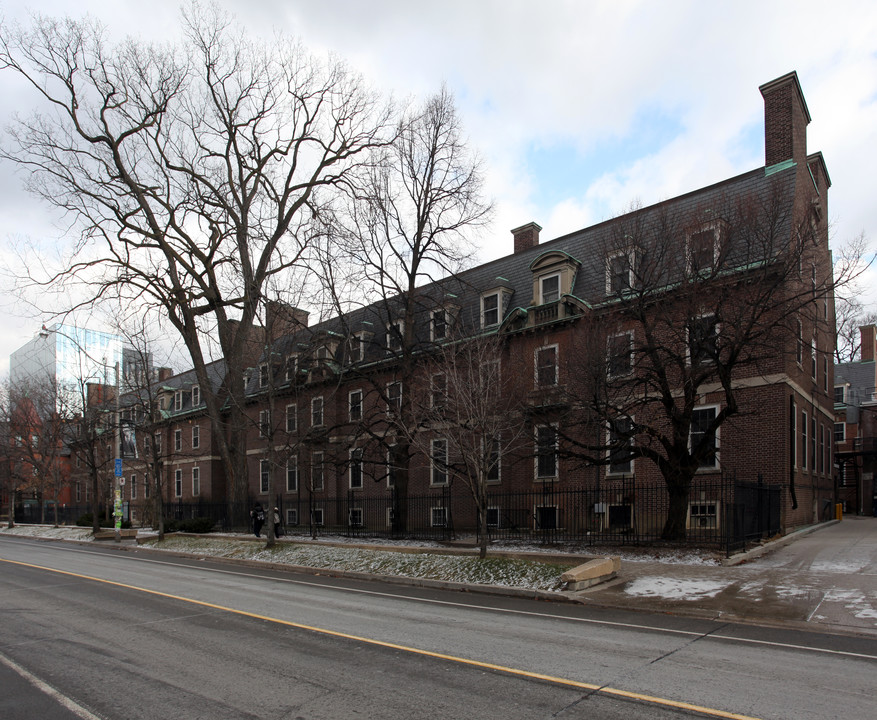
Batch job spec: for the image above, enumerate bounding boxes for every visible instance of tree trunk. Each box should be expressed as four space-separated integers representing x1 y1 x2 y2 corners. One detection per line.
662 480 691 542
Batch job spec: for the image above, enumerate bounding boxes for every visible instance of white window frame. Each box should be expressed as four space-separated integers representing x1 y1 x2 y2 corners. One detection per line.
285 354 298 382
286 508 298 526
607 332 633 378
349 507 364 527
349 448 363 489
174 469 182 498
834 385 845 405
191 385 200 406
485 437 501 484
286 456 298 492
606 250 633 294
810 339 817 380
349 389 363 422
535 344 558 388
311 396 324 427
174 428 182 452
539 272 561 304
481 292 500 328
834 422 846 443
431 438 449 486
431 506 448 527
387 381 402 415
130 473 137 500
690 405 719 470
174 390 183 412
191 424 200 450
286 403 297 433
431 308 448 342
310 508 324 526
260 459 270 494
386 447 396 488
192 466 200 497
801 409 808 470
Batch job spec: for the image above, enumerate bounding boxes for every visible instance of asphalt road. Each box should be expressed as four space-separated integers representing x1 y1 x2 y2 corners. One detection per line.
1 535 875 719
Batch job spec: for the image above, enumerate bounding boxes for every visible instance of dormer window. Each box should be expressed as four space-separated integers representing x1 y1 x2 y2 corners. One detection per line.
481 294 500 327
191 385 200 407
259 363 269 388
315 345 330 361
285 354 298 382
688 229 715 275
387 320 404 352
607 252 633 294
431 309 447 341
540 274 560 304
174 390 183 412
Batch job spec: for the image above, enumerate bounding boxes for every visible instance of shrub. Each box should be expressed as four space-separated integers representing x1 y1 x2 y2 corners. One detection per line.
162 517 214 534
76 513 132 529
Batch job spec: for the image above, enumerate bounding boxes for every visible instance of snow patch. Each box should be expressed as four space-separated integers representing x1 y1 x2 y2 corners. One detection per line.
624 576 730 600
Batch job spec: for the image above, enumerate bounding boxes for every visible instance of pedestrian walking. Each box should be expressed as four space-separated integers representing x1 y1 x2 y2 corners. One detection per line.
273 507 283 538
250 502 265 537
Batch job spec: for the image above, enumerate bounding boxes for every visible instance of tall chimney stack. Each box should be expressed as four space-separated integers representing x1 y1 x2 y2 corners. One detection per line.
759 71 810 168
512 222 541 254
860 325 877 363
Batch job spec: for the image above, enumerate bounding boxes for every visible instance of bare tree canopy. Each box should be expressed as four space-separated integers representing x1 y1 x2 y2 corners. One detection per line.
0 6 394 516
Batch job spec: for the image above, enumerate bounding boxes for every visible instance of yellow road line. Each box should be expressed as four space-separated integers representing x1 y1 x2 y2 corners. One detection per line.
1 557 761 720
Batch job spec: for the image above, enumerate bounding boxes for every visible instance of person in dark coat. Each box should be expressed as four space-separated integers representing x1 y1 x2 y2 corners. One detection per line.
250 502 265 537
273 507 283 538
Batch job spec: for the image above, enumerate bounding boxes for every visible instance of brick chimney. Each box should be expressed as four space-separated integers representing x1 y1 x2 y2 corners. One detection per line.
512 222 541 254
860 325 877 362
759 71 810 168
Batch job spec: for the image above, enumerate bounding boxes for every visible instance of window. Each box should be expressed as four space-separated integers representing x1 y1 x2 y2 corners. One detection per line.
790 399 797 470
431 309 447 341
192 425 200 450
349 508 363 527
608 418 634 475
192 467 200 497
174 390 183 412
535 505 557 530
174 469 182 498
795 318 803 365
535 345 558 387
259 363 269 388
386 448 397 488
811 416 817 471
260 459 270 493
690 406 718 468
387 381 402 415
315 345 330 361
819 425 825 475
310 508 324 526
286 404 297 433
144 478 150 499
130 474 137 500
536 425 558 479
349 448 363 489
349 389 363 422
431 439 448 485
834 422 846 443
688 229 715 274
285 354 298 382
540 273 560 304
481 292 500 327
431 507 448 527
486 507 500 528
286 508 298 526
431 373 446 410
606 252 632 294
311 397 324 427
688 314 718 365
311 452 324 491
801 410 808 470
259 410 271 438
688 502 718 530
811 339 817 381
191 385 200 406
834 386 846 405
823 358 828 393
607 333 632 377
174 429 182 452
387 320 404 351
286 456 298 492
75 482 81 503
486 438 501 483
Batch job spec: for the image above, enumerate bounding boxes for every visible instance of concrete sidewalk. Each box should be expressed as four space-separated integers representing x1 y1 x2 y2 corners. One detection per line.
578 516 877 637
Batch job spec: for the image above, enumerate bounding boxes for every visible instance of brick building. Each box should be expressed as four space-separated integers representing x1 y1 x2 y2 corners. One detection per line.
100 72 837 541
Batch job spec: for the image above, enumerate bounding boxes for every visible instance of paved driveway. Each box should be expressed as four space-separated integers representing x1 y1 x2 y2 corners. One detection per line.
582 516 877 636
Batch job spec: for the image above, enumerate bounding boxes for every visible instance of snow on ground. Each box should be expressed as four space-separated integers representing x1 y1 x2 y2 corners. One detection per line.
624 576 731 600
0 524 94 541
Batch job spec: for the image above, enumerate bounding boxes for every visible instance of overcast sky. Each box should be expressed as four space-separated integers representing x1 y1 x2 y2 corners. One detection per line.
1 0 876 376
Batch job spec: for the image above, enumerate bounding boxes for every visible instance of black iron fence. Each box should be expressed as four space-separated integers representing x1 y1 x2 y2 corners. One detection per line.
12 474 788 553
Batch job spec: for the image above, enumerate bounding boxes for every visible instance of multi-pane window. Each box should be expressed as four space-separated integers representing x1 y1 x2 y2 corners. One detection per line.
192 425 200 449
688 314 718 365
192 385 200 406
311 397 324 427
349 448 363 489
688 229 715 274
311 508 325 526
431 439 448 485
607 252 632 294
834 422 846 443
349 508 363 527
823 358 828 393
811 340 817 380
481 293 500 327
260 459 270 493
174 469 182 498
834 386 845 405
801 410 808 470
431 507 448 527
796 318 803 365
387 381 402 415
130 474 137 500
192 467 200 497
431 309 447 341
486 438 501 483
286 404 297 433
174 391 183 412
259 363 269 388
387 320 404 351
286 457 298 492
608 418 634 475
174 429 182 451
285 354 298 382
535 345 558 387
690 407 718 468
540 274 560 304
607 333 632 377
349 389 363 422
259 410 270 437
286 508 298 526
311 452 324 491
536 425 558 479
811 416 817 471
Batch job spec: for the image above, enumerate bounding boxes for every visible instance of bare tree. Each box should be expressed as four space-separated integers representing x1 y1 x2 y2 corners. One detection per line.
409 333 527 557
327 87 492 531
554 183 861 541
0 7 393 526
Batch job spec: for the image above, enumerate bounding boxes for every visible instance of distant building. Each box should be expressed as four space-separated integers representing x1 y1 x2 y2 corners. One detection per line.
834 325 877 516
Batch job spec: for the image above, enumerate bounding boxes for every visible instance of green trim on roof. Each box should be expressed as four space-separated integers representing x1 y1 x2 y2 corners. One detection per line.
765 158 795 176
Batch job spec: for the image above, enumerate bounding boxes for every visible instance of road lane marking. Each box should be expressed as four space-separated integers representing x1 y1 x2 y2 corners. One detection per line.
0 650 103 720
2 556 759 720
6 538 877 662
